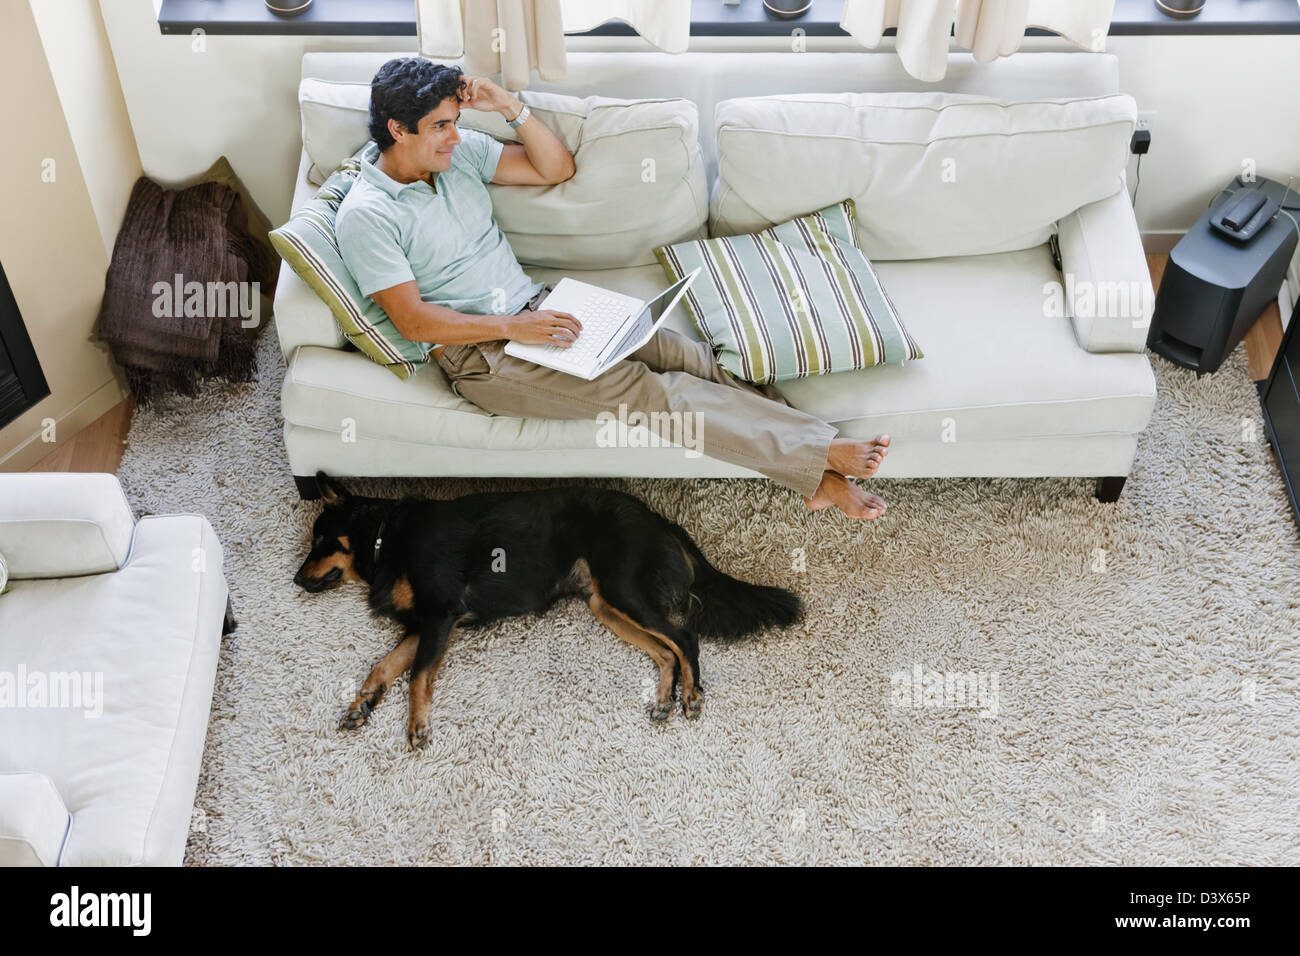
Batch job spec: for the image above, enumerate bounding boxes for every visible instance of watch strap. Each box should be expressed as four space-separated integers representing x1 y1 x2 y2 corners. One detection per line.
507 103 531 129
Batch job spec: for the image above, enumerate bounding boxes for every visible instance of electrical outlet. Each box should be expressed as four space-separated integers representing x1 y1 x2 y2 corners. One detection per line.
1136 112 1157 134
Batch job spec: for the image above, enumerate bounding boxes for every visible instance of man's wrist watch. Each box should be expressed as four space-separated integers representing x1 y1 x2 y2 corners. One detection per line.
506 102 531 129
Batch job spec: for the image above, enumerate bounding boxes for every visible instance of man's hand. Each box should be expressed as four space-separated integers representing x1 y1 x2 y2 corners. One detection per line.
458 75 520 119
462 74 575 186
508 309 583 348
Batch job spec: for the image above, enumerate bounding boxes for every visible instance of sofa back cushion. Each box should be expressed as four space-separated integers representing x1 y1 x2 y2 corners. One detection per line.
712 91 1136 261
298 78 707 269
302 51 1123 183
299 78 372 183
0 474 134 579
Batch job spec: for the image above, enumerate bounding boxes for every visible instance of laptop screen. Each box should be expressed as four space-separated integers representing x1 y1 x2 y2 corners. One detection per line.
625 273 695 341
643 273 695 322
594 268 701 371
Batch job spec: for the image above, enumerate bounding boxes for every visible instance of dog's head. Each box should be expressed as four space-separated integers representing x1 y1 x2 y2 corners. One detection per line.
293 472 363 593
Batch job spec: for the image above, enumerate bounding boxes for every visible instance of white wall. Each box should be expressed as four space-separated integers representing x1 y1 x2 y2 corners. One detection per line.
100 0 420 223
1108 33 1300 246
0 1 136 469
30 0 142 260
99 2 1300 242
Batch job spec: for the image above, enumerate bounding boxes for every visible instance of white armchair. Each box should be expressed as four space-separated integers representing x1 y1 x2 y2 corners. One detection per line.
0 473 230 866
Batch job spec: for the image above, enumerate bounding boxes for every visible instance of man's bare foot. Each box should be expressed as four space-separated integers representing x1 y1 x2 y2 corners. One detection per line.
827 435 891 479
804 470 888 520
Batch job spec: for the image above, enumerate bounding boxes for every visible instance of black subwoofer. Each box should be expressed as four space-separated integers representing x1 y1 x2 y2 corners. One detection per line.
1149 178 1298 375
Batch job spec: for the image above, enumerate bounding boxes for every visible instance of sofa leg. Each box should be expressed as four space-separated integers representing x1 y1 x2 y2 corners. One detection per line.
222 595 238 635
294 474 321 500
1095 476 1127 502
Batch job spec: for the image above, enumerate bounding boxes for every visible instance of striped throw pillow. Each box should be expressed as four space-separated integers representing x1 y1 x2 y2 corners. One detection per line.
654 199 923 384
269 142 428 380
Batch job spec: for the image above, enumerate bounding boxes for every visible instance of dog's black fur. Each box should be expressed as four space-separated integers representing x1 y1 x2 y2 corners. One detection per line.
293 473 802 747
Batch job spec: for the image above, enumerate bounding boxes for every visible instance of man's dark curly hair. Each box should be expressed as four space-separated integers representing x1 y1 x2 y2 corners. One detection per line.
368 58 464 152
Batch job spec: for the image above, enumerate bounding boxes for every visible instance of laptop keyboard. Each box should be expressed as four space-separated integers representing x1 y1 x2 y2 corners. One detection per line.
539 291 633 362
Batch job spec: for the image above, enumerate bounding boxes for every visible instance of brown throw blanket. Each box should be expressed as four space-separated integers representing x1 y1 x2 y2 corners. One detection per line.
96 175 275 402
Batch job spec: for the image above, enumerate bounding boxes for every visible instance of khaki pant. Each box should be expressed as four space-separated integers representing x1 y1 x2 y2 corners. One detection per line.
434 286 837 497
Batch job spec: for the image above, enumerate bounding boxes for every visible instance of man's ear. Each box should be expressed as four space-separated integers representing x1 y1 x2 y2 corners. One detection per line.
317 471 350 508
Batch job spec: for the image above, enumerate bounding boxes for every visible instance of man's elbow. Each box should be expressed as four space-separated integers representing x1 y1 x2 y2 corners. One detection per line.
371 295 418 342
549 155 576 185
388 312 417 342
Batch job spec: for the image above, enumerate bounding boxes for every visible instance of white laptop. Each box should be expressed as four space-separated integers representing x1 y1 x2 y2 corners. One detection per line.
503 268 701 381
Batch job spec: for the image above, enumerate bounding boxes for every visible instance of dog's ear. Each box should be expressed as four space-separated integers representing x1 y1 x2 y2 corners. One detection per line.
316 471 351 509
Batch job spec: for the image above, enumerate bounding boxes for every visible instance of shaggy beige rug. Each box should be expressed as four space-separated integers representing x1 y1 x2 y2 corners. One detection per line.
115 330 1300 865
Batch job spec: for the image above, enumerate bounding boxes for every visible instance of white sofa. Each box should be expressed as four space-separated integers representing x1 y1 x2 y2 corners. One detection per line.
274 50 1157 502
0 474 230 866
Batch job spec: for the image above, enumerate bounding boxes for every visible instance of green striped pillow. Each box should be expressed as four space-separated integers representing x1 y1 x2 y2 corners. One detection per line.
654 199 923 384
269 142 428 380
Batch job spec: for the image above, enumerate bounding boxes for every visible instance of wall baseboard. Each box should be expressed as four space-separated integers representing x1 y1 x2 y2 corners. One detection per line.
0 376 128 472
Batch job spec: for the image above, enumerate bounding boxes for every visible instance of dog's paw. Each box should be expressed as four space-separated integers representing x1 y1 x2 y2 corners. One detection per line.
339 699 373 730
340 688 383 730
407 721 432 751
650 700 673 722
682 690 703 720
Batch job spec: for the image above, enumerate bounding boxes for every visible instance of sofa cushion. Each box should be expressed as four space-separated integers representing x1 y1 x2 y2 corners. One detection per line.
271 142 431 381
778 245 1157 440
0 773 70 866
282 263 704 448
656 198 923 384
0 473 135 579
298 78 708 269
712 91 1136 261
282 252 1154 451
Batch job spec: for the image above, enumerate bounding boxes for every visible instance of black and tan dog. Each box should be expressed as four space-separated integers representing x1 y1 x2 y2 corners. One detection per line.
293 473 802 748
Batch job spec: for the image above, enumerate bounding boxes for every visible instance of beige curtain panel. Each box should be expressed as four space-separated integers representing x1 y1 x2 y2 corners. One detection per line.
840 0 1115 82
416 0 691 90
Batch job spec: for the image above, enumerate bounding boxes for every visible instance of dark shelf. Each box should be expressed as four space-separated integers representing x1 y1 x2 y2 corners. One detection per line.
158 0 1300 37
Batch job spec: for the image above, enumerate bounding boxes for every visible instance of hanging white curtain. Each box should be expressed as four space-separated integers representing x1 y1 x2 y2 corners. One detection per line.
415 0 465 57
840 0 957 83
415 1 567 90
839 0 1115 82
957 0 1115 60
415 0 690 89
560 0 692 54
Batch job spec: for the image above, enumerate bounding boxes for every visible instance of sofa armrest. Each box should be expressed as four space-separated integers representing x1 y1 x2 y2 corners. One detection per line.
272 151 351 366
122 514 228 867
1056 186 1155 353
0 473 135 578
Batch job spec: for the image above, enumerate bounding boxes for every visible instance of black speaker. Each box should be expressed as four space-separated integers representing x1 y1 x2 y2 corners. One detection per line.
1260 295 1300 531
1149 178 1298 375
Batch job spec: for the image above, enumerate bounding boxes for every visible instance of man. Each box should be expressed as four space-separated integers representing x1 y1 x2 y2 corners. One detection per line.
336 58 891 519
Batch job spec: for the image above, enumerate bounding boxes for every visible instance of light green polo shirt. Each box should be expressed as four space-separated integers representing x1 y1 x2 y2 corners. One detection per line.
334 126 544 352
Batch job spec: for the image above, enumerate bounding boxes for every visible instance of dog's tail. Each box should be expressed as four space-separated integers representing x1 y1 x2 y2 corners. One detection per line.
670 527 802 639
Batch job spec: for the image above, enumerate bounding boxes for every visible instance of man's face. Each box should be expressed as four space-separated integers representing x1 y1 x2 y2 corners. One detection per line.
396 94 462 174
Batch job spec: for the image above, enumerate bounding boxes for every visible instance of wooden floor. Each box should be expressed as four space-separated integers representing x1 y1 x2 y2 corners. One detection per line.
24 254 1289 475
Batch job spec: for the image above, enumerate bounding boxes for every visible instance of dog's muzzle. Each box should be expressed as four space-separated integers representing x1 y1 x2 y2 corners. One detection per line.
294 566 341 592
